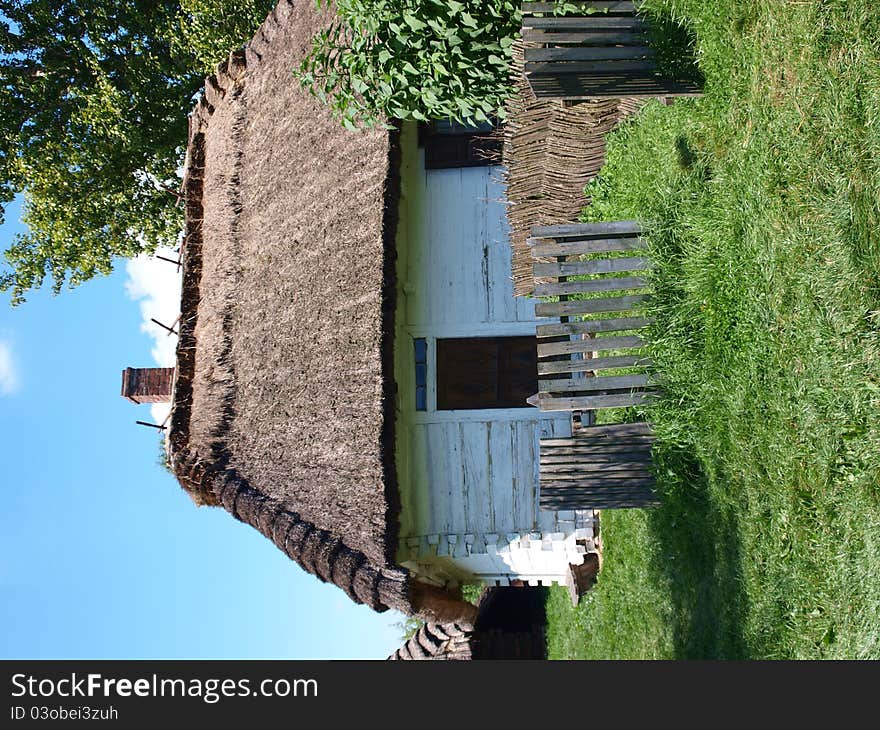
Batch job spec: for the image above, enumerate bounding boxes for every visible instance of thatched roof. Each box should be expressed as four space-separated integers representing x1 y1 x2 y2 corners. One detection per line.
387 622 547 660
388 587 549 660
168 0 410 613
388 622 475 661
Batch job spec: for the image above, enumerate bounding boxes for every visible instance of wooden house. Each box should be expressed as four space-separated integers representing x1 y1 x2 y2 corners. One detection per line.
123 0 606 622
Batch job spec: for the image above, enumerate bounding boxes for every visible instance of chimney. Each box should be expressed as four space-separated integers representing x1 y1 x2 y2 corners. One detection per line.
121 367 175 404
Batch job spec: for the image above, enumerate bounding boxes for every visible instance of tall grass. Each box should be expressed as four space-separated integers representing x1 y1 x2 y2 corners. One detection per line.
546 0 880 659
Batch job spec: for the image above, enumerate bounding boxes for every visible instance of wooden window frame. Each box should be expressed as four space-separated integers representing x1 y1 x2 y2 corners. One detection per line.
418 120 503 170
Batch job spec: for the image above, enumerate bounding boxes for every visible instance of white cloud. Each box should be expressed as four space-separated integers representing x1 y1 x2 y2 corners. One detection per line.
124 247 183 426
0 340 18 396
150 401 172 427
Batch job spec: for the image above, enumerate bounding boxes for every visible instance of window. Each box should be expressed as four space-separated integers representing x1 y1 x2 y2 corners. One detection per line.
413 337 427 411
419 119 502 169
436 337 537 410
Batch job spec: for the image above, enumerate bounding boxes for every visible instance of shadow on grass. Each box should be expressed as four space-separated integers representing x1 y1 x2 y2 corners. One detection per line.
643 10 705 87
646 442 750 658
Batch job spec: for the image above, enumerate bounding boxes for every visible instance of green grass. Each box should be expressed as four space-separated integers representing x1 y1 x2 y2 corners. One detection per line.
546 0 880 659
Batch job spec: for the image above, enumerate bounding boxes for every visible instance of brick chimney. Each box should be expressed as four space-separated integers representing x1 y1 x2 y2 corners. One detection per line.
121 367 175 404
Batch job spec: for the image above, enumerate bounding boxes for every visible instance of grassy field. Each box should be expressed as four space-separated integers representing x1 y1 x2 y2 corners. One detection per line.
546 0 880 659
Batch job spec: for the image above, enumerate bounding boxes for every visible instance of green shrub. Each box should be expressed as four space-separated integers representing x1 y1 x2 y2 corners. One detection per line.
297 0 573 129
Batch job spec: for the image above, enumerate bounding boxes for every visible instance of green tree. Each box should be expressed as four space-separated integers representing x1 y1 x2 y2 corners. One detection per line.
0 0 272 305
171 0 273 75
395 615 425 641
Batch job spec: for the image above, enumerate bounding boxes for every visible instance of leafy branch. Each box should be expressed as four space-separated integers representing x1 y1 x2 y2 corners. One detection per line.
297 0 575 130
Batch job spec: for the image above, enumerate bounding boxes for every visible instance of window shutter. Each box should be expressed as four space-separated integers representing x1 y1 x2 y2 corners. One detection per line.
436 337 536 410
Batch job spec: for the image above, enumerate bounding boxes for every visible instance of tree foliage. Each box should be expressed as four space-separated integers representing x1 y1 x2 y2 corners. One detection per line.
171 0 274 75
0 0 272 304
297 0 575 130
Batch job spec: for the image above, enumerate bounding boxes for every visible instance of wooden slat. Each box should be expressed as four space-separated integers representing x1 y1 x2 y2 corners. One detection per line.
539 373 649 393
542 421 653 440
541 453 651 464
533 257 650 278
538 354 651 375
542 434 655 446
542 475 653 488
522 30 638 44
537 316 652 337
534 276 648 298
541 468 653 481
541 437 655 450
541 480 656 492
530 221 642 238
537 391 656 411
540 474 656 488
523 16 647 29
528 236 646 257
535 294 647 318
544 431 654 442
525 45 653 62
542 439 653 450
542 463 652 473
541 439 655 452
542 498 658 510
525 60 659 76
541 477 656 490
522 1 638 12
522 30 649 46
540 452 653 464
537 335 644 357
542 498 659 509
534 275 648 297
542 463 652 475
526 73 704 98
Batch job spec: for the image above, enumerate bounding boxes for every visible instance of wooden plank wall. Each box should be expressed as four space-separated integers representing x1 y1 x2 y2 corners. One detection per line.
405 165 538 329
407 417 573 545
521 1 702 100
394 128 588 581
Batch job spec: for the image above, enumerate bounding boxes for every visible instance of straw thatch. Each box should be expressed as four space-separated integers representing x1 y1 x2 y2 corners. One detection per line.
388 622 475 661
388 587 548 660
388 622 547 661
168 0 413 614
503 41 655 295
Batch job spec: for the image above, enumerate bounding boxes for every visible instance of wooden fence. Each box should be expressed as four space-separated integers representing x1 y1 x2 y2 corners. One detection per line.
531 220 655 413
539 422 658 509
521 1 703 100
530 220 659 509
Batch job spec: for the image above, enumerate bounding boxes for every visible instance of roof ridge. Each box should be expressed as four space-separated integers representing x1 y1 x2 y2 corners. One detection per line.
187 0 297 144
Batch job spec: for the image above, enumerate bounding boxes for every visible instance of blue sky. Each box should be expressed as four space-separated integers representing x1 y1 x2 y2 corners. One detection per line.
0 195 404 659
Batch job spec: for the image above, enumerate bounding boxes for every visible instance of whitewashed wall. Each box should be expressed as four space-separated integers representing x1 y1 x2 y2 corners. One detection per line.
393 123 593 587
